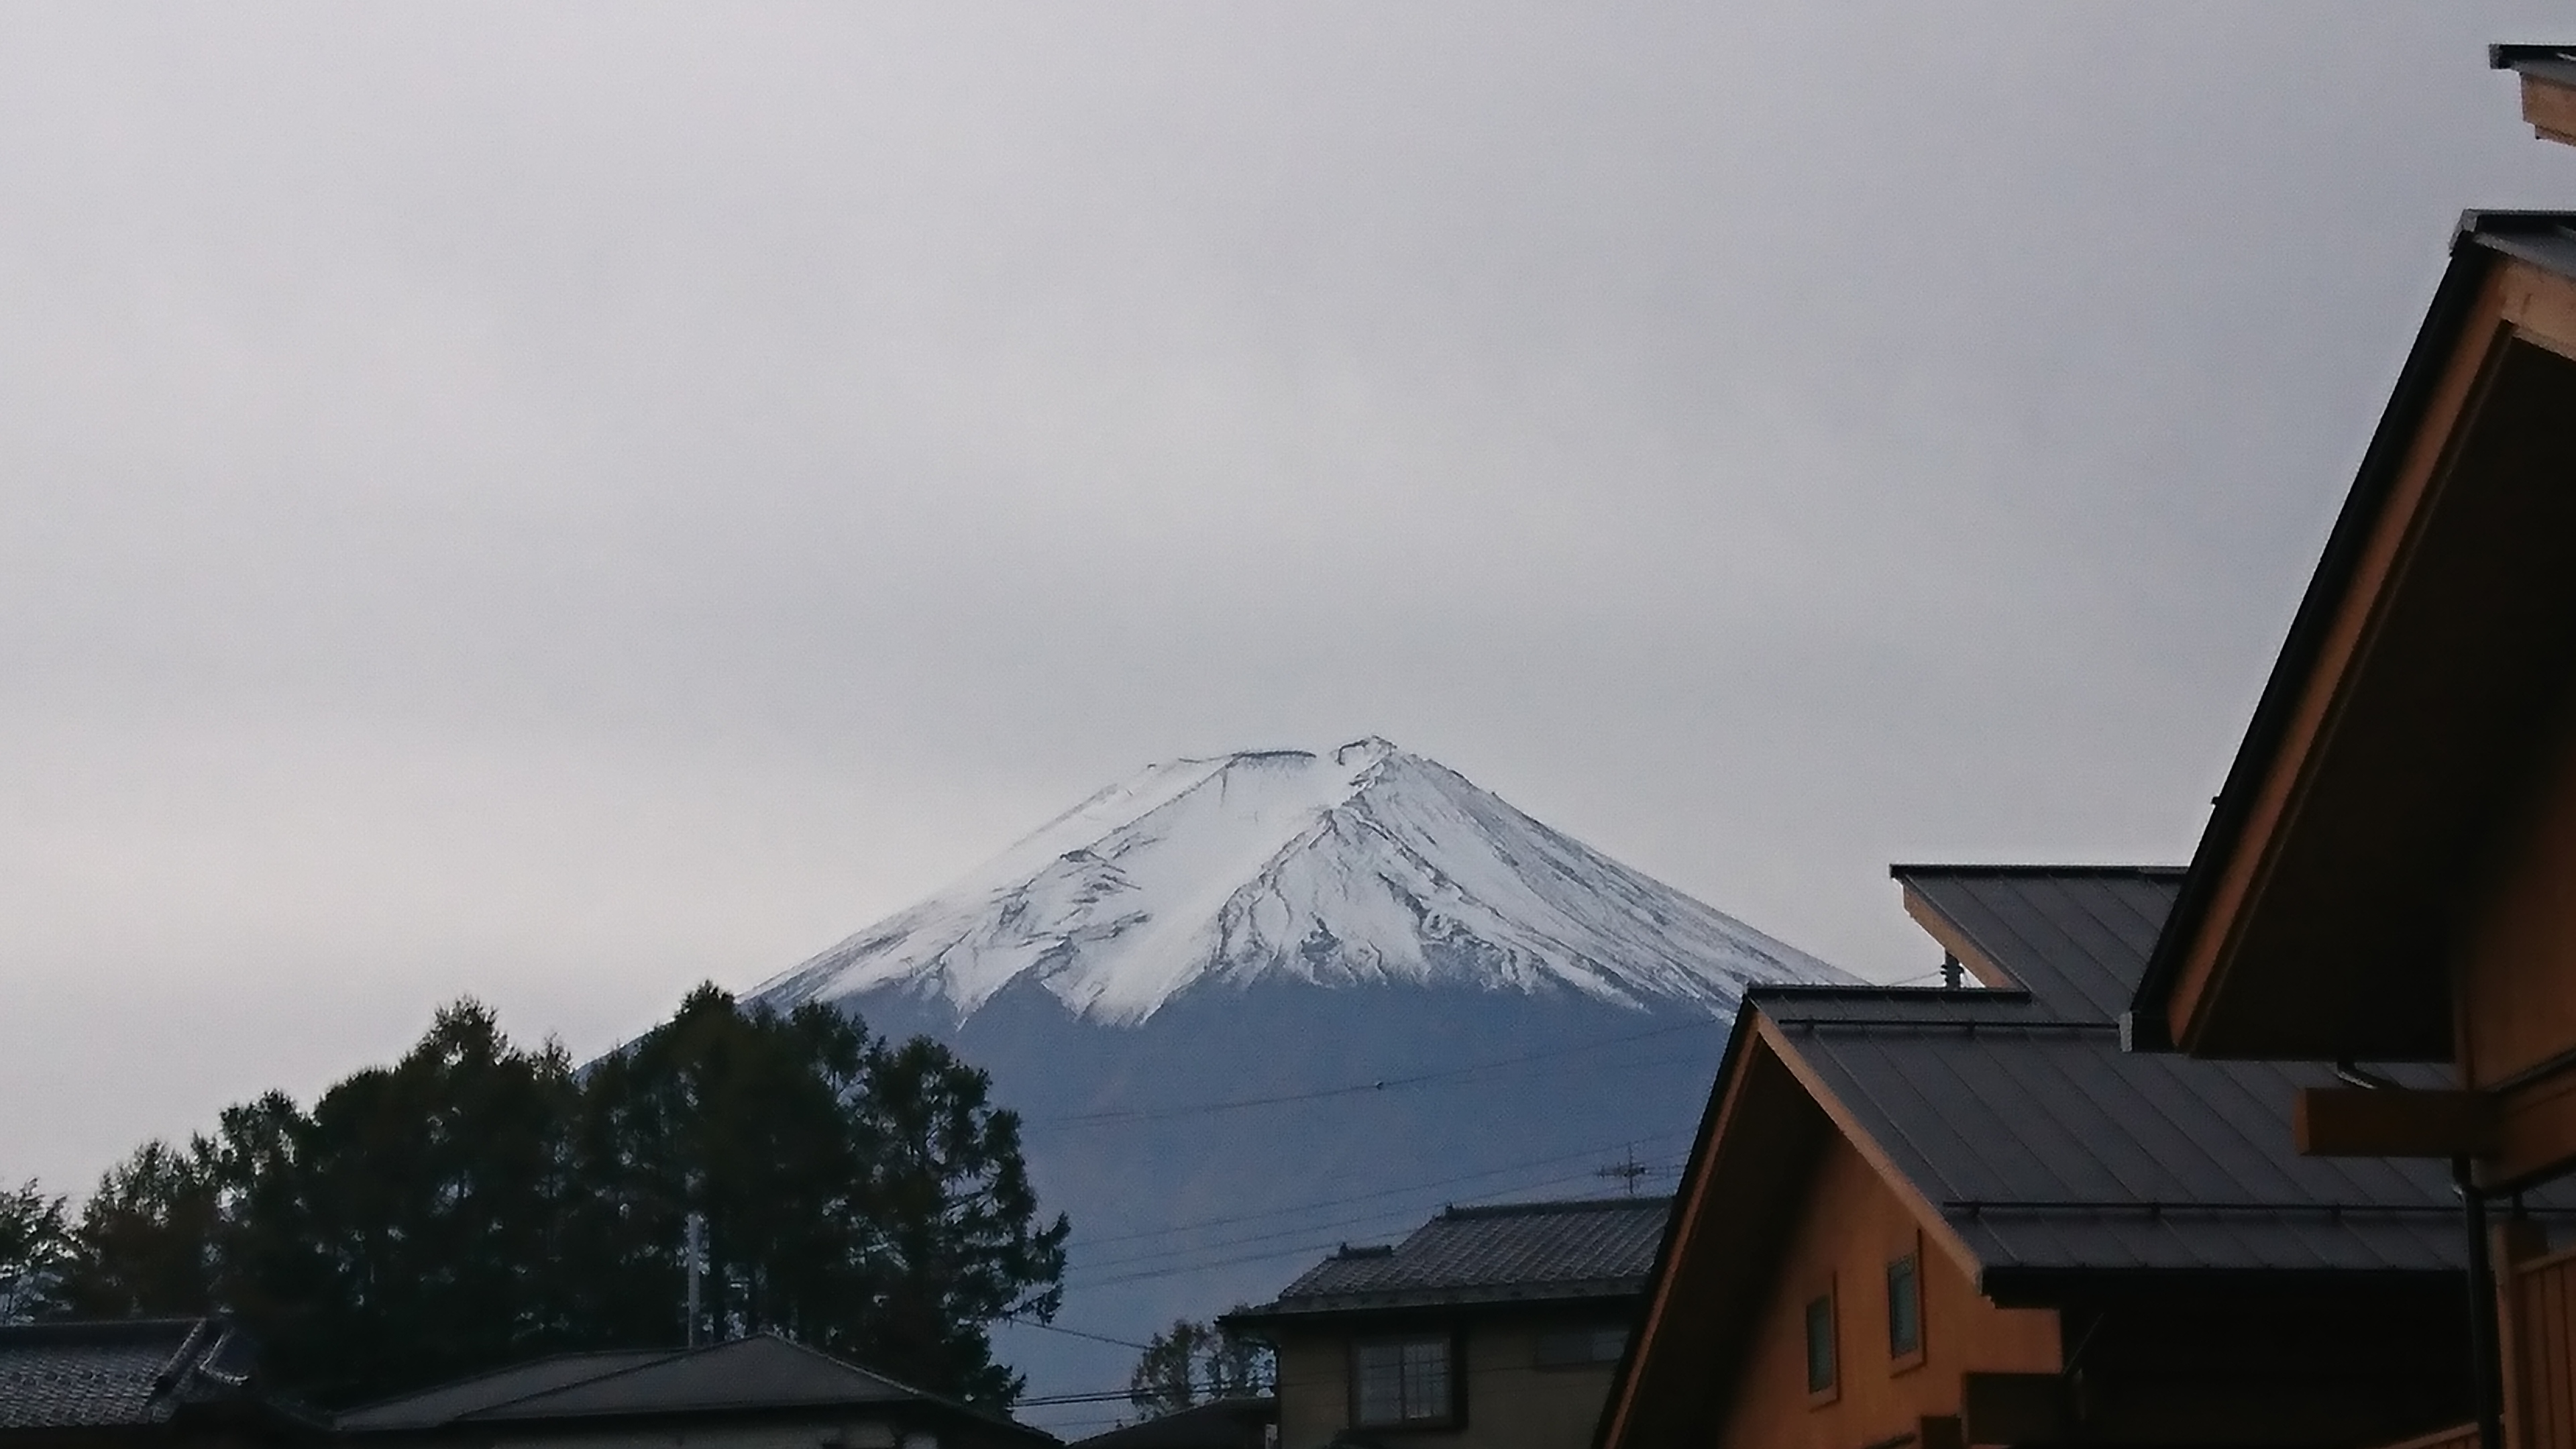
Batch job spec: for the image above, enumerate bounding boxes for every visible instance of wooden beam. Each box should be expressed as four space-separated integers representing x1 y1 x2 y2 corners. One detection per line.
2294 1087 2497 1157
2521 71 2576 149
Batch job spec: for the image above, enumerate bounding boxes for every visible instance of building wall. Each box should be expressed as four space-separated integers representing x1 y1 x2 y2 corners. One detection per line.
1270 1312 1628 1449
2459 701 2576 1085
2455 700 2576 1183
1711 1133 2057 1449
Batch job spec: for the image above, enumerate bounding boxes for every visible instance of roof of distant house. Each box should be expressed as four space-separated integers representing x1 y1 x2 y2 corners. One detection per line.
1068 1397 1275 1449
0 1317 285 1434
336 1333 1053 1446
1232 1197 1670 1321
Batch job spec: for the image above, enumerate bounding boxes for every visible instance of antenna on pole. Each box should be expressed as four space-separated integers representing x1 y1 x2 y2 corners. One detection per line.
684 1212 705 1348
1596 1145 1650 1197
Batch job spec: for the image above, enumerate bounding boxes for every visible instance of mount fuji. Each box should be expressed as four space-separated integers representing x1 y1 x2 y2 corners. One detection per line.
745 739 1849 1427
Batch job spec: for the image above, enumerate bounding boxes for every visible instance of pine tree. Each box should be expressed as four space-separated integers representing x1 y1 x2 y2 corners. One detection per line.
0 1179 68 1323
52 986 1071 1410
56 1140 219 1318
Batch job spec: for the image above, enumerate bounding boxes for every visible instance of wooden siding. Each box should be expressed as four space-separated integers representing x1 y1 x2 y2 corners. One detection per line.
2502 1234 2576 1449
2457 700 2576 1093
1711 1133 2057 1449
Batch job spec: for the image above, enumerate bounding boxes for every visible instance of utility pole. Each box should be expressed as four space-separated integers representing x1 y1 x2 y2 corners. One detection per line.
684 1212 705 1348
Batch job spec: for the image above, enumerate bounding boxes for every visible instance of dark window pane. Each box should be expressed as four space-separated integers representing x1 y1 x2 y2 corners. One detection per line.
1887 1255 1921 1358
1355 1338 1450 1425
1355 1343 1403 1425
1401 1340 1448 1419
1804 1295 1836 1394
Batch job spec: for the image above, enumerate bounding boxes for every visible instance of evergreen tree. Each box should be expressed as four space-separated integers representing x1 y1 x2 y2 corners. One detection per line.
0 1179 68 1323
56 1139 219 1318
55 986 1067 1411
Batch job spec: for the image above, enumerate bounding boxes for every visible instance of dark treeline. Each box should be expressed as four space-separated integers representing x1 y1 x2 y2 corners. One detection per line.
3 987 1067 1409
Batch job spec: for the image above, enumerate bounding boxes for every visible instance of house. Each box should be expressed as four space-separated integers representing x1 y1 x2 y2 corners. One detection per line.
2123 206 2576 1449
332 1332 1057 1449
1595 866 2555 1449
1069 1397 1275 1449
0 1318 313 1449
1223 1197 1667 1449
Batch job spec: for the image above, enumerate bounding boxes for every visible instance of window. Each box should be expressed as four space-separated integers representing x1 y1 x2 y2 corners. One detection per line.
1533 1324 1627 1368
1803 1289 1838 1401
1886 1252 1923 1365
1353 1336 1453 1427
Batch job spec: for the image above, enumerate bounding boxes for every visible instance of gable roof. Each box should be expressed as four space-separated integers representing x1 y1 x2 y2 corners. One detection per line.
0 1318 269 1432
1600 865 2572 1448
2130 211 2576 1059
1232 1197 1670 1321
337 1334 1050 1446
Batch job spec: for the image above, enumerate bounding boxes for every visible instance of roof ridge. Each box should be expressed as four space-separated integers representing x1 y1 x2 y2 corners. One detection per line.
1436 1195 1672 1219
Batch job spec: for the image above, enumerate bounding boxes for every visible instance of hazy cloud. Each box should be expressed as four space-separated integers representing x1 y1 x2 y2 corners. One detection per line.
4 2 2571 1189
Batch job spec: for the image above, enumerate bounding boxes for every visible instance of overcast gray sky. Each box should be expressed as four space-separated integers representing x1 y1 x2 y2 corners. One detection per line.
5 3 2571 1194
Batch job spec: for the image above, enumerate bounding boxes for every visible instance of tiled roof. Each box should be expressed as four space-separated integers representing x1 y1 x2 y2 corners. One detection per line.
0 1318 258 1430
1246 1197 1670 1316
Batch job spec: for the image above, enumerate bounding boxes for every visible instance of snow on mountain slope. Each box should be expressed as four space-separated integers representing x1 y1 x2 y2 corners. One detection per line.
753 737 1849 1024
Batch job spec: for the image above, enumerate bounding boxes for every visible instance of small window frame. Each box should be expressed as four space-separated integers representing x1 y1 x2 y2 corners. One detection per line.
1348 1332 1460 1430
1886 1234 1926 1374
1803 1277 1839 1407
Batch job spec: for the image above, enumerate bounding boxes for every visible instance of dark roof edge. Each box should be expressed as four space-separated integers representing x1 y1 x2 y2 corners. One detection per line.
1226 1283 1644 1327
2491 44 2576 68
1746 983 2035 1005
0 1318 217 1346
2125 212 2572 1050
1886 863 2184 879
1436 1196 1672 1221
347 1397 1049 1445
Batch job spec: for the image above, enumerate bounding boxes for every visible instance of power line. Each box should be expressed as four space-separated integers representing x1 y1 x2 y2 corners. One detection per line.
1059 1126 1701 1252
1001 1316 1151 1352
1032 1017 1720 1128
1059 1163 1682 1290
1065 1151 1687 1277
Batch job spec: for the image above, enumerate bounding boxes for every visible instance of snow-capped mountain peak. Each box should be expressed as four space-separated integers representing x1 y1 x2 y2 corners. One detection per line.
753 739 1848 1025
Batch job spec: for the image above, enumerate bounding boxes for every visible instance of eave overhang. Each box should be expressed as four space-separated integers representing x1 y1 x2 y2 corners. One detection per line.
2493 46 2576 149
2131 212 2576 1061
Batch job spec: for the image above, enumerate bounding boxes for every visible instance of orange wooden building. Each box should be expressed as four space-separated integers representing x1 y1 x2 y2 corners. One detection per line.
1595 867 2536 1449
2125 203 2576 1449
